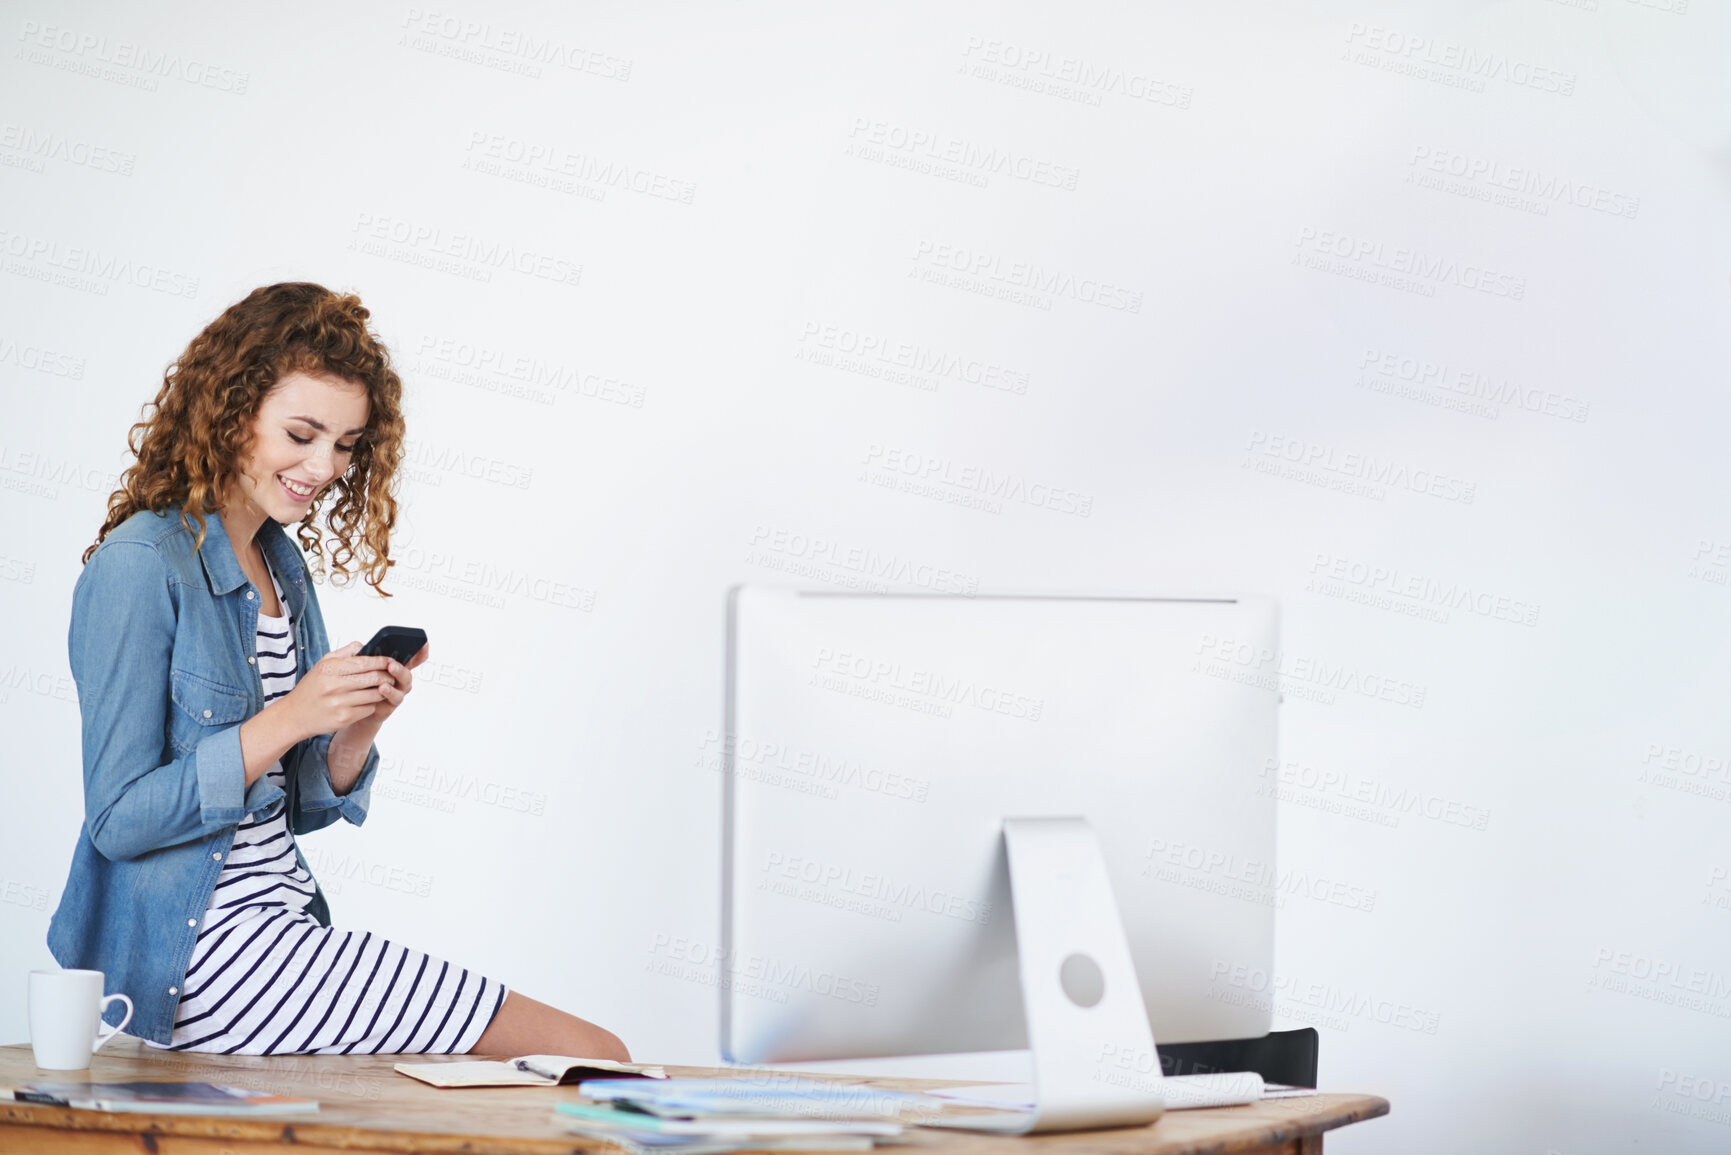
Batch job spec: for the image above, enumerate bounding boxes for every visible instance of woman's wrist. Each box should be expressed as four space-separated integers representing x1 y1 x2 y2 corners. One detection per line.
327 723 377 793
329 722 376 759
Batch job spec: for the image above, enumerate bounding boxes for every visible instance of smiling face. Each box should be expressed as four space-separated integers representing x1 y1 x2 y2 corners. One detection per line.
233 370 371 525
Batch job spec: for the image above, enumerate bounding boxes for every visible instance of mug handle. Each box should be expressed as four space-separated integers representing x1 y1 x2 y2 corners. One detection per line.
93 993 133 1053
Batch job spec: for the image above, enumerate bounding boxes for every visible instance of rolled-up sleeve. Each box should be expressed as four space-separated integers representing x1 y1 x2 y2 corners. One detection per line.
291 732 379 833
192 724 244 814
71 543 268 861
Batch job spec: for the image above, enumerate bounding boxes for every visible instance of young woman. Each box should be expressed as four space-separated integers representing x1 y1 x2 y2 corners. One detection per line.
47 282 627 1059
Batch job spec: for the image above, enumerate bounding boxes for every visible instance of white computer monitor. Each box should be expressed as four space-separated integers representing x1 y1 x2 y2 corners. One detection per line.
721 587 1279 1066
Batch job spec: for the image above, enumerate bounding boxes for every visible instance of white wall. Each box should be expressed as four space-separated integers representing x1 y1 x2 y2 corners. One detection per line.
2 1 1726 1151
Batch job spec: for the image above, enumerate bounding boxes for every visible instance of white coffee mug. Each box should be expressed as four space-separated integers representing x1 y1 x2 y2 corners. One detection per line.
28 969 133 1070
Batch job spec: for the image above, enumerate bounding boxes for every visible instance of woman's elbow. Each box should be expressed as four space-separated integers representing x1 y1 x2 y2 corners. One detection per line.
85 811 150 863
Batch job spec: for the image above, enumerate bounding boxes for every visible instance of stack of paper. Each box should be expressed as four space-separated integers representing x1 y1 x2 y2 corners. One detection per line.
559 1076 939 1155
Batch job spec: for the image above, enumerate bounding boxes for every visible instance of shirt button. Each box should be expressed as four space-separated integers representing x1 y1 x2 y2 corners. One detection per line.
212 852 222 861
246 590 255 600
202 709 213 719
187 918 197 927
168 987 178 995
247 656 256 665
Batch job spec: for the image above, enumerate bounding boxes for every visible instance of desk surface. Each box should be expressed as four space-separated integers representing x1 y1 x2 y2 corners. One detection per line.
0 1039 1388 1155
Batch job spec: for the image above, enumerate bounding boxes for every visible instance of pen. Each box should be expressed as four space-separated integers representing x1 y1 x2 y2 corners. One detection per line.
514 1059 565 1082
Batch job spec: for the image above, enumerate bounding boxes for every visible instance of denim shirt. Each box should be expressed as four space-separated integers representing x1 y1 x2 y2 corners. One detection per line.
47 505 380 1045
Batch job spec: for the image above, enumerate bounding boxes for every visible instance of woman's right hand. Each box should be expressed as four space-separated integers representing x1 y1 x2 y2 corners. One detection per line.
280 642 395 740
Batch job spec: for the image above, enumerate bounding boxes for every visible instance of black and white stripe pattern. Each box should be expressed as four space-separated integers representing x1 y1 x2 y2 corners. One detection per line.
255 585 296 705
147 558 506 1055
160 915 507 1054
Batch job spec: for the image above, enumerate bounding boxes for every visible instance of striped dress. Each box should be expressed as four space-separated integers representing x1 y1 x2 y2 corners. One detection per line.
147 556 507 1054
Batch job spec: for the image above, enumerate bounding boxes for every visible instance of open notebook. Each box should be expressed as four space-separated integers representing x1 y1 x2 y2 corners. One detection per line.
395 1056 668 1088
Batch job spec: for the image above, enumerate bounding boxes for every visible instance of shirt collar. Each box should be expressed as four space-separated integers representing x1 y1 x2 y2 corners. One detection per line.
191 506 310 618
259 519 310 620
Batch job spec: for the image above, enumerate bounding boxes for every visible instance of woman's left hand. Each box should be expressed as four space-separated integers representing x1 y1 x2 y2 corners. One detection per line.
335 644 428 738
326 643 429 795
373 643 428 724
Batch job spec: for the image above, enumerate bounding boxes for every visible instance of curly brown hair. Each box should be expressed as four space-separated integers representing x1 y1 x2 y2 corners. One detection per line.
84 282 405 593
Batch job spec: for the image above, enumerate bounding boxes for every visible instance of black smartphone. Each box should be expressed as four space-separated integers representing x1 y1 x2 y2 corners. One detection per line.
358 625 427 665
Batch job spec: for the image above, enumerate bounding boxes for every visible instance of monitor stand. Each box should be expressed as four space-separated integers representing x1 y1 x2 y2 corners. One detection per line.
929 816 1166 1133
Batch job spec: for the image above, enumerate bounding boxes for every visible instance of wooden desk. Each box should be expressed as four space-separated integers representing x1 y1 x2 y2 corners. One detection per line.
0 1039 1387 1154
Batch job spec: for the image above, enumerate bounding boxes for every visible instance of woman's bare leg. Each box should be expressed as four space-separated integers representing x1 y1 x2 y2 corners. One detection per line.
469 991 629 1061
